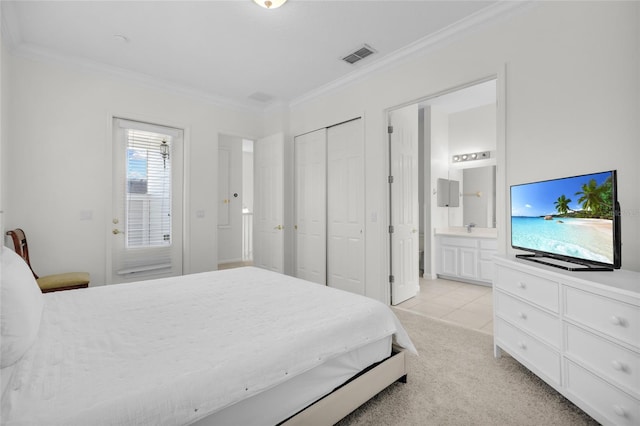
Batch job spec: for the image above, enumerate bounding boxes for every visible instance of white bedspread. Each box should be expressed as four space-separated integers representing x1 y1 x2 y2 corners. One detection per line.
2 267 415 425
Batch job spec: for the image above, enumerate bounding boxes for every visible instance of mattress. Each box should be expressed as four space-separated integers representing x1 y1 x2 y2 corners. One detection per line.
193 336 393 426
2 267 415 425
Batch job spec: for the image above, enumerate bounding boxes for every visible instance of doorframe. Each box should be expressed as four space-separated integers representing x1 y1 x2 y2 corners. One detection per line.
384 67 507 303
217 133 254 266
104 111 191 284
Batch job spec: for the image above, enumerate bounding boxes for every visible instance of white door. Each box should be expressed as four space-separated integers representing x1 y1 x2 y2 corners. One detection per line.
218 134 243 264
253 133 284 273
327 119 365 295
111 118 183 283
389 105 419 305
294 129 327 284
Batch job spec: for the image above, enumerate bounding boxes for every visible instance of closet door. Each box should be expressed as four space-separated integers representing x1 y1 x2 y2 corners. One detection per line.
327 119 365 295
294 129 327 285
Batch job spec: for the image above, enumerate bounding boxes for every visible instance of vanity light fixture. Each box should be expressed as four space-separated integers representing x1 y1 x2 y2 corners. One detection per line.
452 151 490 163
253 0 288 9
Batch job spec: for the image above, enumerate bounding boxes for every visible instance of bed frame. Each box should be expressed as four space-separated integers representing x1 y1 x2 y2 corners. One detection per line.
281 347 407 425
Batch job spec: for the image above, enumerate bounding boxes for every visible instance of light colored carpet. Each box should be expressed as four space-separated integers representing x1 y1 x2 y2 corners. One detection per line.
337 309 598 426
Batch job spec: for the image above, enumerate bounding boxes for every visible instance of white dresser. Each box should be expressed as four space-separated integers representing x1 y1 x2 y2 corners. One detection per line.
493 255 640 426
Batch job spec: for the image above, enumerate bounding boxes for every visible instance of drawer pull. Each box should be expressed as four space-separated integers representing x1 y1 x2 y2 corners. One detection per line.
613 405 627 418
518 311 527 320
518 341 527 350
610 316 626 326
611 360 628 373
517 281 526 289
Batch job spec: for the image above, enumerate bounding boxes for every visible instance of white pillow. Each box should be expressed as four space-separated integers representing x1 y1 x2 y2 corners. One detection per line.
1 246 44 368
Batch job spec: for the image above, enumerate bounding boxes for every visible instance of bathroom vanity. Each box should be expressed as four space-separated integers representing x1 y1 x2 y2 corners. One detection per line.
435 227 497 285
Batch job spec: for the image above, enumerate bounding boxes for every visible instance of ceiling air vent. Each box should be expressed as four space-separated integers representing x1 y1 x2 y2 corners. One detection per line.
342 44 376 65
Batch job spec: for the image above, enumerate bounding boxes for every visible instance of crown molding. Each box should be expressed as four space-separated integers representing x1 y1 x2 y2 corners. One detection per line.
2 1 534 115
7 42 266 114
289 0 534 108
0 0 267 113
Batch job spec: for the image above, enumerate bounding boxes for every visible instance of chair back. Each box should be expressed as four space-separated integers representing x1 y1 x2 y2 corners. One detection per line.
6 228 39 279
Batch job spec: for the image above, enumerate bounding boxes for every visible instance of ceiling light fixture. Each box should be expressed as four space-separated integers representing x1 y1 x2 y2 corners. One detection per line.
253 0 288 9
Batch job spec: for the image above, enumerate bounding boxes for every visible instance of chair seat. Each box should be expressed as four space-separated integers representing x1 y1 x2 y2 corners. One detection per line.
37 272 90 292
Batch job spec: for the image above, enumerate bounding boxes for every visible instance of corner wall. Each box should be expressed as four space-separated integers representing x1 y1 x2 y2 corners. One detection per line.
288 1 640 302
2 53 262 285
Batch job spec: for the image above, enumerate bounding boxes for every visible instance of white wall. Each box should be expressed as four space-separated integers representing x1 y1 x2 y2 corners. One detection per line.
449 104 496 158
2 53 262 285
288 1 640 302
429 107 451 232
242 148 254 213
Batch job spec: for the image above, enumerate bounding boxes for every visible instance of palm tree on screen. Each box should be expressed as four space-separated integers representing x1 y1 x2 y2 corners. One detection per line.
554 195 572 215
575 179 604 216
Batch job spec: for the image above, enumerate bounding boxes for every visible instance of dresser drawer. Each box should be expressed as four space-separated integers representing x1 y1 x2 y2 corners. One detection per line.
495 266 559 312
495 291 561 348
565 287 640 349
495 318 561 386
565 360 640 426
565 324 640 397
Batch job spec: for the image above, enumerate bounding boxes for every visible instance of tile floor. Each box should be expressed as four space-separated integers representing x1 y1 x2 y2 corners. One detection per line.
394 277 494 335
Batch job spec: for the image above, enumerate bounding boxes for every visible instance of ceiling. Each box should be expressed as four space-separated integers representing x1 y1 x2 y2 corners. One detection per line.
1 0 504 110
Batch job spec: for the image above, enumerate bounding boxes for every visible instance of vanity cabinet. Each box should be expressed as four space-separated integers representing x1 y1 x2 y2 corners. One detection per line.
493 255 640 426
436 235 497 285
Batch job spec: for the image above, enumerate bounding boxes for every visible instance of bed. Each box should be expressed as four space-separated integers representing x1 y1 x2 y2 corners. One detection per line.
0 246 416 425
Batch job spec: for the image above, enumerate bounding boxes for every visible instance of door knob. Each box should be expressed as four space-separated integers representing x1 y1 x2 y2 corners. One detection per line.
274 225 283 230
112 228 123 235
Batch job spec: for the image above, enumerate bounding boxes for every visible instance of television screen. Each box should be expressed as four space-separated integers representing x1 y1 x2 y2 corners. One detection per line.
510 170 621 271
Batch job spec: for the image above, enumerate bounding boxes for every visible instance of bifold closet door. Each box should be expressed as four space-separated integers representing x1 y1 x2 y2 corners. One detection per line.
327 119 365 295
294 129 327 285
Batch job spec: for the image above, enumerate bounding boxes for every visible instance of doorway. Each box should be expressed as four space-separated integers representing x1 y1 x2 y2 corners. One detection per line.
218 134 254 269
111 118 184 283
388 76 503 304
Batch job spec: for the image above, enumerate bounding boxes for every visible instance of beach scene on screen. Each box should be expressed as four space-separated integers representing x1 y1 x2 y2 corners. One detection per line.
511 172 615 264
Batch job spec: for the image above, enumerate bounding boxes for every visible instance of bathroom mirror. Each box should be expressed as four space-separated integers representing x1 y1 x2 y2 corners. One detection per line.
448 165 496 228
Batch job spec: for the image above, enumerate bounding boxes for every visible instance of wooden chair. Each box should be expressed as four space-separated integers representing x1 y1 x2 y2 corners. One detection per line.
5 228 90 293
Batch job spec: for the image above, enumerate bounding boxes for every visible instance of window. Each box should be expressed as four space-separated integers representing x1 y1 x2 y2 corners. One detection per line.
124 129 173 248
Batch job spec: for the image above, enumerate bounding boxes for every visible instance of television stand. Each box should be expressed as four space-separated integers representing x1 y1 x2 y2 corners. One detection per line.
515 253 614 271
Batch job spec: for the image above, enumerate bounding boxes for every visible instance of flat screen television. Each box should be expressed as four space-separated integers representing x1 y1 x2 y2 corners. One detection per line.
510 170 621 271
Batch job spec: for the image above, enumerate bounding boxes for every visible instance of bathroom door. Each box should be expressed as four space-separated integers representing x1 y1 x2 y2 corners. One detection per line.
389 105 419 305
